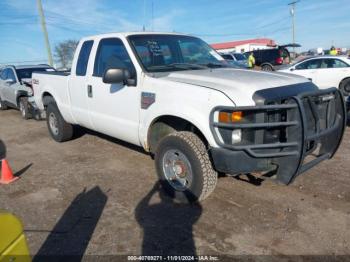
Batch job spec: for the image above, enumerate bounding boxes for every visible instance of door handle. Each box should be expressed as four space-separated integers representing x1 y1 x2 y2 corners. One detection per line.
87 85 93 98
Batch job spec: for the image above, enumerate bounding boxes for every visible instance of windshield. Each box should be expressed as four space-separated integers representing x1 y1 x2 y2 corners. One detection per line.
128 34 227 72
16 67 55 81
233 53 246 61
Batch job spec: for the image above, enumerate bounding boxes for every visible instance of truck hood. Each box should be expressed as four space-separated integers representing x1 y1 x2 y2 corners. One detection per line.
159 68 310 106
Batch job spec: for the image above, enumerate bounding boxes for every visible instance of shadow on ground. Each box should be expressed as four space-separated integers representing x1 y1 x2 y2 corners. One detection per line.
33 186 107 262
135 182 202 256
72 127 147 155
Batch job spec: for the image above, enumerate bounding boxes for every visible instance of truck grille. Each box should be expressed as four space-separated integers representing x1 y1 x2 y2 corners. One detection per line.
210 88 346 184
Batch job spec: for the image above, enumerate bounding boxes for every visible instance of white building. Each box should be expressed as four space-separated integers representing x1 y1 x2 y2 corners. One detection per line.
211 38 276 53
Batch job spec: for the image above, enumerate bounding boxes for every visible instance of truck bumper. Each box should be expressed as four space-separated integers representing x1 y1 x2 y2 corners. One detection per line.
210 88 346 185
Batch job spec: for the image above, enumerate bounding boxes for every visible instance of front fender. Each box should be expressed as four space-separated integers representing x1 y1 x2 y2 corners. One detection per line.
139 89 234 150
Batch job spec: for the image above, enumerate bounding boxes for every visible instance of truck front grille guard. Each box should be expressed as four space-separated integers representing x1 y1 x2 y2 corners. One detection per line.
210 88 346 183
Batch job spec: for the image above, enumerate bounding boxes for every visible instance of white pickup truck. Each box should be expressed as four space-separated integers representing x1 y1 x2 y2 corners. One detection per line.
32 32 346 202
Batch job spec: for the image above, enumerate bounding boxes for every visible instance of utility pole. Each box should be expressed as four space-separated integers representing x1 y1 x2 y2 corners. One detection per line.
37 0 53 66
288 0 300 57
142 0 146 31
151 1 154 31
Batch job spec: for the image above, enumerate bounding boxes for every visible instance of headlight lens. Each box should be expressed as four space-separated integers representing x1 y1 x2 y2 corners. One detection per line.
218 111 243 123
231 129 242 144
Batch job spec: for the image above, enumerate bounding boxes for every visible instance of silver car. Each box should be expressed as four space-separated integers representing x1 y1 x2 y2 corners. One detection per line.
219 52 249 68
0 65 55 119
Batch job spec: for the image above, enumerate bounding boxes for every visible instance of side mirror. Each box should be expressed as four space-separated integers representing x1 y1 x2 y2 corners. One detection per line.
290 67 295 71
103 68 130 84
5 79 15 85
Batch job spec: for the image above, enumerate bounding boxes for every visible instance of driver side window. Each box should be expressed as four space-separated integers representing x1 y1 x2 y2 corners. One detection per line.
0 69 8 80
7 69 16 83
93 38 135 78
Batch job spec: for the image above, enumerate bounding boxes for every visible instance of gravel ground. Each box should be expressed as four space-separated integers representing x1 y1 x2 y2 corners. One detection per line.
0 109 349 261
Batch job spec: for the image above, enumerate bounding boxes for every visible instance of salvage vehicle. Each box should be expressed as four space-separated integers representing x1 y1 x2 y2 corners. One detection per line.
219 52 248 68
278 56 350 96
245 44 299 71
31 32 346 202
0 65 55 119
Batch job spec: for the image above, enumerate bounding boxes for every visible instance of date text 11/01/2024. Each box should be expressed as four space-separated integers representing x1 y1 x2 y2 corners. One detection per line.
127 255 219 261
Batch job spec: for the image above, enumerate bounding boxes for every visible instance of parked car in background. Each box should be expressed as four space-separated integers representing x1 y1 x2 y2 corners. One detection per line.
0 65 55 119
278 56 350 95
31 32 346 203
245 44 297 71
219 52 248 68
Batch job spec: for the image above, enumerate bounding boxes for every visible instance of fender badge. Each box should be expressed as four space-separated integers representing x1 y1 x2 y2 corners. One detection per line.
141 92 156 109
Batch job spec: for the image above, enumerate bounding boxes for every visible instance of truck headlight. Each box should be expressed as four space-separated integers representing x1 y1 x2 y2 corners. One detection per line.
219 111 243 123
231 129 242 144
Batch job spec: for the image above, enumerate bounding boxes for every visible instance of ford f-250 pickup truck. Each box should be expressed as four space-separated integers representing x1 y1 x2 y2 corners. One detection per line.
31 32 346 202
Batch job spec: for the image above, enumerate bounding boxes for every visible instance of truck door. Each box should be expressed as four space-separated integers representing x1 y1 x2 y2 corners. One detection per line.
87 38 140 145
69 40 94 129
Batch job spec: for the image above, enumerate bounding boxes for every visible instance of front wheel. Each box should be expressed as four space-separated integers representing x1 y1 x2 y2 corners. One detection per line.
46 103 74 142
155 131 218 203
19 97 30 120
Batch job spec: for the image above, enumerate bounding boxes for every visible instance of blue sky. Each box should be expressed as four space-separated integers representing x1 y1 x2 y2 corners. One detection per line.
0 0 349 65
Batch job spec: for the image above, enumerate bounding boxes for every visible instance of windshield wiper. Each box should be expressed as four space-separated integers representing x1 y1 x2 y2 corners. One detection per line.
148 63 207 71
165 63 207 69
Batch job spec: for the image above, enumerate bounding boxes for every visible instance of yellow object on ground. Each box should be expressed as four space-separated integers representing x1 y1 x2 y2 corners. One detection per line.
0 212 31 262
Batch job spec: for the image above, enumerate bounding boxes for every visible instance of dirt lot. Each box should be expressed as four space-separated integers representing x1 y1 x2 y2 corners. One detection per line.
0 109 349 260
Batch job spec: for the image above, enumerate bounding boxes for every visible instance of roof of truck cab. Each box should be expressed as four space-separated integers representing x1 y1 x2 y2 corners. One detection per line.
80 31 191 41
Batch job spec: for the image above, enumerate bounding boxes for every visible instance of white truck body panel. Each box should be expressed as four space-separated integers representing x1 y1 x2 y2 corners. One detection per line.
32 32 314 150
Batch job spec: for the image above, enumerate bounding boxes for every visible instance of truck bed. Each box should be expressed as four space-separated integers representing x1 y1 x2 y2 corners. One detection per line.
32 71 71 113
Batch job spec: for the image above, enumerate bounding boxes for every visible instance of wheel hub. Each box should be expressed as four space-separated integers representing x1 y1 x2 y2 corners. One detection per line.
49 113 59 135
174 161 186 177
162 149 193 191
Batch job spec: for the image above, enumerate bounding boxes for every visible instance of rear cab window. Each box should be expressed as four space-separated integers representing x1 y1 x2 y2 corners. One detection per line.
76 40 94 76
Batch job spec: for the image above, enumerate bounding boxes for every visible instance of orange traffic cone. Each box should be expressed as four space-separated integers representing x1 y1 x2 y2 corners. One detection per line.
0 159 19 184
